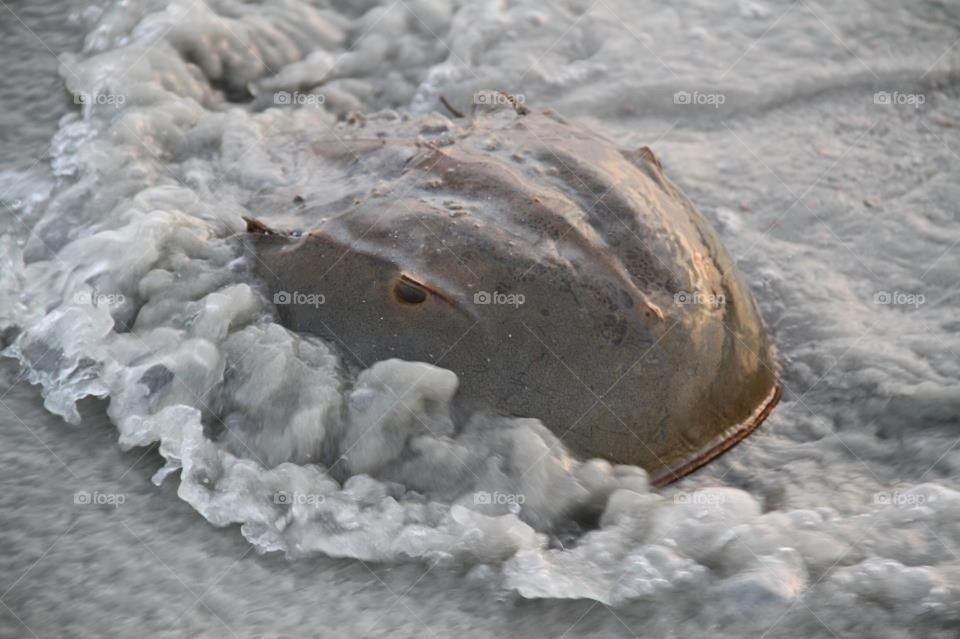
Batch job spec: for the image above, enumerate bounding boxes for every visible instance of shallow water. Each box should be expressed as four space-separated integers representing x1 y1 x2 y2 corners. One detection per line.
2 0 960 637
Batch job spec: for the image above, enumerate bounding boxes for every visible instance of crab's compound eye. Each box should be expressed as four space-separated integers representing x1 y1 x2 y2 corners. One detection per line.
394 275 428 305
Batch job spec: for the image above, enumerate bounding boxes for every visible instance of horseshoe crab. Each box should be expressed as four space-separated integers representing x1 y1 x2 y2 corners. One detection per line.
244 95 780 486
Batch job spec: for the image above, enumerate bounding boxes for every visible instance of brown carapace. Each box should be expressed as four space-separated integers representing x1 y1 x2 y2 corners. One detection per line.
244 96 780 486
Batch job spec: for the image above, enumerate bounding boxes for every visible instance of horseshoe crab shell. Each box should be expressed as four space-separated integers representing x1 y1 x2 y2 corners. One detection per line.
245 98 780 486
